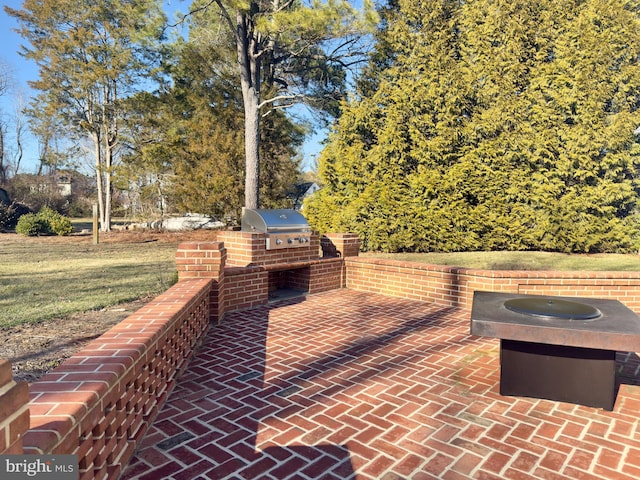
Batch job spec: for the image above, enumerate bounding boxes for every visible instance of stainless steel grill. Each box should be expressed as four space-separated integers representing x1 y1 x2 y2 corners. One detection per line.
241 209 312 250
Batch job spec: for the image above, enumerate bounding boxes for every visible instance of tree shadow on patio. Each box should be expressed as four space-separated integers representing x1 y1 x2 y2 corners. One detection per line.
122 290 476 479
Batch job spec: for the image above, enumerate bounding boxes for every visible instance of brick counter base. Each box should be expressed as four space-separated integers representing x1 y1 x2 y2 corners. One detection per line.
23 279 212 480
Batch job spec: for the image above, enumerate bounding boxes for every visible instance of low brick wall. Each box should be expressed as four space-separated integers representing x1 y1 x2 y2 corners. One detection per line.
321 233 361 258
346 257 640 314
175 241 225 322
309 258 345 293
21 279 211 480
0 360 30 454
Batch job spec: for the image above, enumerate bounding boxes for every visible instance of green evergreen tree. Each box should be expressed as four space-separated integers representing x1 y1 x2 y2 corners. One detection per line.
6 0 166 231
120 36 304 223
185 0 377 209
307 0 640 253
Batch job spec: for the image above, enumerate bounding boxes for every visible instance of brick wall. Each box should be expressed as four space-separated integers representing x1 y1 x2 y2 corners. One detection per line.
225 266 269 312
211 233 353 315
321 233 361 258
176 242 225 323
309 258 344 293
0 359 29 454
345 257 640 314
218 231 321 266
22 279 212 480
222 259 347 314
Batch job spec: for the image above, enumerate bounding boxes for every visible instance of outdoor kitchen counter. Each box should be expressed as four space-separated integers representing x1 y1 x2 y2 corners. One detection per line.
225 258 335 272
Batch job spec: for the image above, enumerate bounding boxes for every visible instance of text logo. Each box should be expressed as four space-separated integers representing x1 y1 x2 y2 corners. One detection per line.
0 455 77 480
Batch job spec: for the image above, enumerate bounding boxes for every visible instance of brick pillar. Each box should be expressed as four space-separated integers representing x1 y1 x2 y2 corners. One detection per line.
321 233 361 258
0 359 30 454
176 242 226 322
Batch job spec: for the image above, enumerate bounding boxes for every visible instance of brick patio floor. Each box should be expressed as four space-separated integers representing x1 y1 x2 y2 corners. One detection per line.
121 290 640 480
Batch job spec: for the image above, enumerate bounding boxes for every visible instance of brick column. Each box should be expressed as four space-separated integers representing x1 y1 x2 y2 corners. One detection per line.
321 233 361 258
176 242 226 322
0 359 29 454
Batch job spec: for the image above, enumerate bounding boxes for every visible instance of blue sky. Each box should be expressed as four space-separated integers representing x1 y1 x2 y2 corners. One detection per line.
1 0 41 172
0 0 38 87
0 0 326 174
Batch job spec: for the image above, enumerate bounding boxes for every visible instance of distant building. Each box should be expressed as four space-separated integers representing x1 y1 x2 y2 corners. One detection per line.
27 171 78 198
56 175 72 197
288 182 320 210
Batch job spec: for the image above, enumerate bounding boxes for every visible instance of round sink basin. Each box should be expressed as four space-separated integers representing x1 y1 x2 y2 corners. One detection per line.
504 297 602 320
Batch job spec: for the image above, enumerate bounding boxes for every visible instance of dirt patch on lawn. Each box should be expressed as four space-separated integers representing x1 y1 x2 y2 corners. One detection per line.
0 228 218 383
0 298 152 383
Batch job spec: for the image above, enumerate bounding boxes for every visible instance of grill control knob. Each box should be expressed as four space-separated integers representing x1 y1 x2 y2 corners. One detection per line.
276 238 283 245
287 238 294 244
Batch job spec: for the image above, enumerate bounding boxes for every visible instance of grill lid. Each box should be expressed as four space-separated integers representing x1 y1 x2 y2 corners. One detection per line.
241 209 311 233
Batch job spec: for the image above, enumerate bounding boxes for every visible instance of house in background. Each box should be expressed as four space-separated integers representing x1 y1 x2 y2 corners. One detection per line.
26 171 83 198
288 182 320 210
56 174 72 197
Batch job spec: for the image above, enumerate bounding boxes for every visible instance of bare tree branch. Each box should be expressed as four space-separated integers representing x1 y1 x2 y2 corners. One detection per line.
258 93 302 110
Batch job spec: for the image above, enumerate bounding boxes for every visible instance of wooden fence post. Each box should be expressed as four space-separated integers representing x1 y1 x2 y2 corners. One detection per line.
92 204 99 245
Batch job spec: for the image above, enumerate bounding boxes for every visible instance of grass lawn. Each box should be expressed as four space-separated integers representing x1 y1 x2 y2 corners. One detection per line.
0 236 179 328
361 250 640 271
3 227 640 329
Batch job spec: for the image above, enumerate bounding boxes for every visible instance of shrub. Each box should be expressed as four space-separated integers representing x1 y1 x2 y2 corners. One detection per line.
16 213 51 236
37 206 74 236
15 207 73 236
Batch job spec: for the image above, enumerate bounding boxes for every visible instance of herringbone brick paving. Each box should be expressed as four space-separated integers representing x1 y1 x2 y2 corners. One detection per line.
121 290 640 479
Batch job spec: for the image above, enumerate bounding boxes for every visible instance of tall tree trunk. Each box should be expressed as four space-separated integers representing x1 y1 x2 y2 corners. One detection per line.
104 141 113 232
0 125 5 182
237 10 261 209
12 96 25 176
243 87 260 209
93 132 107 231
13 125 23 177
36 137 48 176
